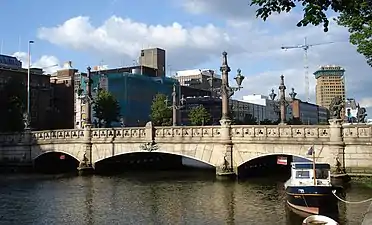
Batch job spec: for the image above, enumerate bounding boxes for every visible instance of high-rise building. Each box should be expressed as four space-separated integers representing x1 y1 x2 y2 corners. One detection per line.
314 65 346 111
138 48 166 77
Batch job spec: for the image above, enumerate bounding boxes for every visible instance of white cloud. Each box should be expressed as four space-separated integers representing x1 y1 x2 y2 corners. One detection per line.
12 52 61 74
37 16 242 69
35 2 372 116
359 98 372 108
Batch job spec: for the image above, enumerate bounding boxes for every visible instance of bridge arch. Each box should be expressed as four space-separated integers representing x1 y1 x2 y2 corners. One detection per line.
237 153 312 168
33 151 80 173
33 150 80 162
93 150 216 169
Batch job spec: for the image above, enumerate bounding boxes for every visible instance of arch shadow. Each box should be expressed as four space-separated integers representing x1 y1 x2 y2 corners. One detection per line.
33 150 80 162
94 150 216 168
33 151 80 174
237 153 312 180
93 151 215 174
237 153 312 168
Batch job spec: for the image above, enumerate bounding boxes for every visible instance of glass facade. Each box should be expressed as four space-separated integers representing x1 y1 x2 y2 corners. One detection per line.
91 72 178 127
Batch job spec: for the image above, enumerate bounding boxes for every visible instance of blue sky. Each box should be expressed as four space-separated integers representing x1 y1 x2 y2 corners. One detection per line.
1 0 371 114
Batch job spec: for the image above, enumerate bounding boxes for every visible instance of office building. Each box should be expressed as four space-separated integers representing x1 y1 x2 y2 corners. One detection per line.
50 61 78 129
180 96 266 125
74 65 178 127
241 94 279 122
314 65 346 110
291 99 329 125
138 48 166 77
0 54 51 130
175 69 222 92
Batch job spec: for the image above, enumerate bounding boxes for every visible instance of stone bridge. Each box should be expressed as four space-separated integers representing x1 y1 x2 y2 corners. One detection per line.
0 119 371 175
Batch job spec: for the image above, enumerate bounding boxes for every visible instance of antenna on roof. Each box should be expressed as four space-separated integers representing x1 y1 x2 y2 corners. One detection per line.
0 39 3 54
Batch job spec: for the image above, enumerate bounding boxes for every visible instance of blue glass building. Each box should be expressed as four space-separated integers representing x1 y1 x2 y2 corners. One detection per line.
86 68 178 127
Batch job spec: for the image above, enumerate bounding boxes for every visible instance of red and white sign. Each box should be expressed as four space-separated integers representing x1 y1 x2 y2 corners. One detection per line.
59 155 65 160
277 156 287 165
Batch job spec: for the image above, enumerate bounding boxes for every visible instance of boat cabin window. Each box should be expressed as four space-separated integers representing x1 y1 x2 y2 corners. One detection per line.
315 169 329 179
295 170 310 179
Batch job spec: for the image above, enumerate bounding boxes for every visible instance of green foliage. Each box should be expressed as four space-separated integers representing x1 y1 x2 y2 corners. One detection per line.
188 105 211 126
0 76 26 132
150 93 172 126
93 89 120 127
337 2 372 66
251 0 372 66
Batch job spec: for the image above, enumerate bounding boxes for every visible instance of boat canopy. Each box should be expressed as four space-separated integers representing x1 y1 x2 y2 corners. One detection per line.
291 162 331 170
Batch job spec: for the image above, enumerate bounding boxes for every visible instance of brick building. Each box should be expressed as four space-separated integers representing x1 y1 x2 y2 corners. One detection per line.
0 59 51 130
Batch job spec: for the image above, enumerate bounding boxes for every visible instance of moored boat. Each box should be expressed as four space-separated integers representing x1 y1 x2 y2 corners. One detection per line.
284 162 338 216
302 215 339 225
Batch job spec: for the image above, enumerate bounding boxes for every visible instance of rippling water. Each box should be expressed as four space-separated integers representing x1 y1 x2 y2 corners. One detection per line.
0 172 370 225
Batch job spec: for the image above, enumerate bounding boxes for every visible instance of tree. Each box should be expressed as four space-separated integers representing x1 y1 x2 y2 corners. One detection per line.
0 76 26 132
251 0 372 66
150 93 172 126
93 89 120 127
337 2 372 66
188 105 211 126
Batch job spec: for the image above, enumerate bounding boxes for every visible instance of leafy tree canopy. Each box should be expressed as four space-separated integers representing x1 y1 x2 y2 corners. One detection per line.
188 105 211 126
0 76 26 132
150 93 172 126
93 89 120 127
251 0 372 66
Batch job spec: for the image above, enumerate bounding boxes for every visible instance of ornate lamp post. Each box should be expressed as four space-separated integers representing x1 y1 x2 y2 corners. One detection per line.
270 75 297 125
269 88 280 122
278 75 287 124
219 51 245 124
167 83 186 126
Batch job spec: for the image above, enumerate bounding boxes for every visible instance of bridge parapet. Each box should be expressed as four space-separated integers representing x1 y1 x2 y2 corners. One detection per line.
90 127 146 142
230 125 330 143
154 126 221 142
32 129 84 142
343 124 372 142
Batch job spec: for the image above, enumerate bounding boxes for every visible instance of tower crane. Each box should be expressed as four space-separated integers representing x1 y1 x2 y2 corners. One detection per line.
281 37 334 102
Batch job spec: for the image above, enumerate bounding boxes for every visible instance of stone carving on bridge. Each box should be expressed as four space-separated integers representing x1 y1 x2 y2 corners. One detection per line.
140 141 158 152
329 96 344 119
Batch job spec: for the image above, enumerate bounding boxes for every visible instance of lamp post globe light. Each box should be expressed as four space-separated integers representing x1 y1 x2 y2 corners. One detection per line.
219 51 245 124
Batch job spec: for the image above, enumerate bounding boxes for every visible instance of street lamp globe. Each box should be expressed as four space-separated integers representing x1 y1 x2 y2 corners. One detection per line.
269 88 277 101
234 69 245 87
289 87 297 100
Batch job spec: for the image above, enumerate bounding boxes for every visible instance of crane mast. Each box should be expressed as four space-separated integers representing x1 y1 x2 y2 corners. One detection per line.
281 37 334 102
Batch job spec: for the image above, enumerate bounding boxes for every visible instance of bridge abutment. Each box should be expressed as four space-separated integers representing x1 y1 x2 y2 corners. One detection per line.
78 124 94 175
329 119 346 173
216 119 237 180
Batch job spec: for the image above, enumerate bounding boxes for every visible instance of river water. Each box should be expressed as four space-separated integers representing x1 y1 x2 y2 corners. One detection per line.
0 172 370 225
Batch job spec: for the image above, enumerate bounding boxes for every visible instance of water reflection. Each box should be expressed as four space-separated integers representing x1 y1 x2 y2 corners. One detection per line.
0 173 370 225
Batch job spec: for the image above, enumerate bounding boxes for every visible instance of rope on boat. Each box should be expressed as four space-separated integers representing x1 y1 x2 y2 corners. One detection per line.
332 190 372 204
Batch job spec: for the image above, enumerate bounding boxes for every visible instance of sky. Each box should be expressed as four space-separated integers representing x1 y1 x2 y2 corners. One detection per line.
0 0 371 117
